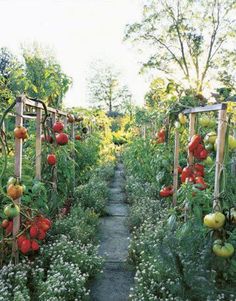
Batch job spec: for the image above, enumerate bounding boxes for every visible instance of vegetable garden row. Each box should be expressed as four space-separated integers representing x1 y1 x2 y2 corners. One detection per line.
124 101 236 300
0 95 116 300
1 92 236 300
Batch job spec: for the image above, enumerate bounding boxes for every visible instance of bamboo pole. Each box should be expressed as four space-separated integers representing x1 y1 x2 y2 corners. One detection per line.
35 108 42 180
12 97 24 263
188 113 196 166
173 129 179 207
213 109 227 212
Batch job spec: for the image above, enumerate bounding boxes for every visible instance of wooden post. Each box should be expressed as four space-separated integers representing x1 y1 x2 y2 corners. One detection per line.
71 122 76 196
213 109 228 212
35 108 42 180
173 129 179 207
142 125 146 139
12 97 24 263
63 115 68 130
188 113 196 166
51 113 57 192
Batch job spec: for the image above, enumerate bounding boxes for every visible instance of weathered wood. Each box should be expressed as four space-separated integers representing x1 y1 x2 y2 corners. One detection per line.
143 125 146 139
12 97 24 264
71 122 76 195
35 108 42 180
183 103 227 114
51 113 57 192
23 96 67 116
188 113 196 166
173 129 179 207
63 115 68 129
213 109 228 212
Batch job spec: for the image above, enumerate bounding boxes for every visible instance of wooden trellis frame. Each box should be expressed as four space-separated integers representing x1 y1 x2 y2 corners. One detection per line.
172 103 228 211
11 95 75 263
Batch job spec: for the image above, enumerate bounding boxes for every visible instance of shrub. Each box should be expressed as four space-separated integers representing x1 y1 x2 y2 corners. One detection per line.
75 177 108 215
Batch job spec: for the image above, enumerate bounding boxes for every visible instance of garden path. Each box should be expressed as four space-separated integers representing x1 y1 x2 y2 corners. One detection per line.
90 161 134 301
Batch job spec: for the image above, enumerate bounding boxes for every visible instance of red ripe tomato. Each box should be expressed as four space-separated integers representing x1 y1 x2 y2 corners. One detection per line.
20 239 31 254
39 221 50 232
47 154 57 165
185 176 195 183
75 135 81 141
37 229 46 240
181 166 192 183
158 129 165 138
5 220 13 235
157 136 165 144
30 225 39 238
199 149 208 160
160 186 173 197
41 134 53 144
193 144 204 158
195 176 207 190
1 219 9 229
17 235 27 248
178 166 183 174
53 121 64 133
31 240 40 251
194 163 204 174
188 134 201 152
56 133 69 145
14 125 28 139
193 170 204 177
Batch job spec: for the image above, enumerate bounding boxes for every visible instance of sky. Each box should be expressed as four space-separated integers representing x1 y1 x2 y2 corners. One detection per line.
0 0 149 108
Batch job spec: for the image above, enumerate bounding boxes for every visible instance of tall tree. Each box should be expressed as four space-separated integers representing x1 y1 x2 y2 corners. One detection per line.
124 0 236 93
0 48 25 110
22 45 72 108
87 62 132 112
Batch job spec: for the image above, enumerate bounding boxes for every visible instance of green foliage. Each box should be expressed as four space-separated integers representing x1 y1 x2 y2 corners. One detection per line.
51 205 100 244
0 46 72 112
23 46 72 108
0 263 31 301
0 180 104 300
123 114 236 300
75 175 109 216
74 133 101 184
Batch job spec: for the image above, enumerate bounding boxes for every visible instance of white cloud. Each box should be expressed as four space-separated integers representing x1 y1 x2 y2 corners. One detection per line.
0 0 148 108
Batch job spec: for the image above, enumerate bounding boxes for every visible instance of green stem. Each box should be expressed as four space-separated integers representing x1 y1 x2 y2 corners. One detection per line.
0 136 7 186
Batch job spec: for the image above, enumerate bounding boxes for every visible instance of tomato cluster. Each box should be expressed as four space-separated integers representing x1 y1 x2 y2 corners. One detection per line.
180 163 207 190
155 128 165 144
188 134 208 160
17 216 52 254
160 185 173 197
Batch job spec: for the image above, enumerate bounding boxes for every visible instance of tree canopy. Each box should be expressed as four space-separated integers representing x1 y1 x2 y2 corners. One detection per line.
87 62 132 113
125 0 236 93
0 46 72 110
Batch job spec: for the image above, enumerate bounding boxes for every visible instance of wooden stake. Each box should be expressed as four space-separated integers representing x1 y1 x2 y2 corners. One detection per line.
51 113 57 192
213 109 227 212
188 113 196 166
35 108 42 180
173 129 179 207
63 115 68 130
12 97 24 264
71 122 76 196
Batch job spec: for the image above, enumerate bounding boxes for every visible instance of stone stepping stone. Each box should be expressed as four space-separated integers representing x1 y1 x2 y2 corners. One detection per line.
106 203 128 217
90 262 134 301
98 216 129 262
90 160 134 301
